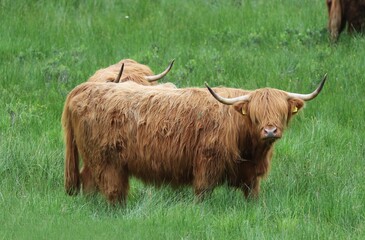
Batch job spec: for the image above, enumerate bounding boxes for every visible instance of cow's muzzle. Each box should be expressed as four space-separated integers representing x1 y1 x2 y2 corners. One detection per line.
261 126 282 141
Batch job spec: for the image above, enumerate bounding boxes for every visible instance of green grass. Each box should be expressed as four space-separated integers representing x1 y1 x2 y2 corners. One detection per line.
1 0 365 239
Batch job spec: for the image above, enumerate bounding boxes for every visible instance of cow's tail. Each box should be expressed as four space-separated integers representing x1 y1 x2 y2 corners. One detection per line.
62 97 80 195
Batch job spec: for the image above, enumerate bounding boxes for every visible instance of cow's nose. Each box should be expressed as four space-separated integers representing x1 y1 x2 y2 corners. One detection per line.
264 127 277 138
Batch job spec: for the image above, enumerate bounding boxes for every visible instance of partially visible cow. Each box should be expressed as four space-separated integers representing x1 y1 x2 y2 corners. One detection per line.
88 59 175 85
63 75 327 204
326 0 365 41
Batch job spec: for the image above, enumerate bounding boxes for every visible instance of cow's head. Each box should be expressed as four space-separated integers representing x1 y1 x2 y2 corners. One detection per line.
326 0 345 41
205 74 327 143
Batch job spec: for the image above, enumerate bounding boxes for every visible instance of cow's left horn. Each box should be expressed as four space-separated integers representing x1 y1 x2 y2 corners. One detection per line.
205 82 250 105
114 63 124 83
286 73 328 101
145 59 175 82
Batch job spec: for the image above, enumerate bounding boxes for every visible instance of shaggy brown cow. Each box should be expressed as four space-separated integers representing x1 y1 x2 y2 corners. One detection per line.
326 0 365 41
63 75 327 204
88 59 175 85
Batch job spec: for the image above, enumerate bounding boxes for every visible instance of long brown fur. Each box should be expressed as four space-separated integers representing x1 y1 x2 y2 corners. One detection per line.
62 81 312 204
326 0 365 41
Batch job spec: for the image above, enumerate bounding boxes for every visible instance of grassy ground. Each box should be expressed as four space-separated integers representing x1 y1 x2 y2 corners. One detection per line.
1 0 365 239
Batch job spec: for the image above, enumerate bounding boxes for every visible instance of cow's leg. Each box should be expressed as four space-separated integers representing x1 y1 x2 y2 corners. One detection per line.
226 161 261 200
193 175 213 201
193 182 213 202
193 153 223 201
80 165 98 195
348 20 364 34
242 177 261 199
99 165 129 205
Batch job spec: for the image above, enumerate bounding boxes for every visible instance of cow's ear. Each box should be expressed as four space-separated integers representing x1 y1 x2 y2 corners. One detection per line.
288 98 305 115
233 101 248 116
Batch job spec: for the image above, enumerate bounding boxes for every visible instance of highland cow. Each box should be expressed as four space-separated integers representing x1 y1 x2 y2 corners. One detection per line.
63 75 327 204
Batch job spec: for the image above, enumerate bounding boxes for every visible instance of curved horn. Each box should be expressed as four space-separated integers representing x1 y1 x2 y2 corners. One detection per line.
205 82 250 105
286 73 328 101
114 63 124 83
145 59 175 82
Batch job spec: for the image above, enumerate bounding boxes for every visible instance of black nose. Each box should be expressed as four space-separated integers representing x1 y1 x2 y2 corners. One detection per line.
264 127 277 138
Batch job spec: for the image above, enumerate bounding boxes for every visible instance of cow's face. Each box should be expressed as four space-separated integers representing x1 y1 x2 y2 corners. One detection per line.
233 89 304 142
205 74 327 143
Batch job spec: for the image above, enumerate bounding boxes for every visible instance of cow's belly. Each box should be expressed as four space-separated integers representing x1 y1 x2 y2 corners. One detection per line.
127 157 194 187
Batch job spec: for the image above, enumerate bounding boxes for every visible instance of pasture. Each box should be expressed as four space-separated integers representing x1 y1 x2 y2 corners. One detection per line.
1 0 364 239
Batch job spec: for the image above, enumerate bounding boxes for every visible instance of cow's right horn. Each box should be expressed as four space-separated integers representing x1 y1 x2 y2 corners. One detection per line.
145 59 175 82
205 82 250 105
286 73 328 101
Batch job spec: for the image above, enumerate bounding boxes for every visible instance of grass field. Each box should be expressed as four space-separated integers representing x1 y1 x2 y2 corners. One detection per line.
1 0 365 239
